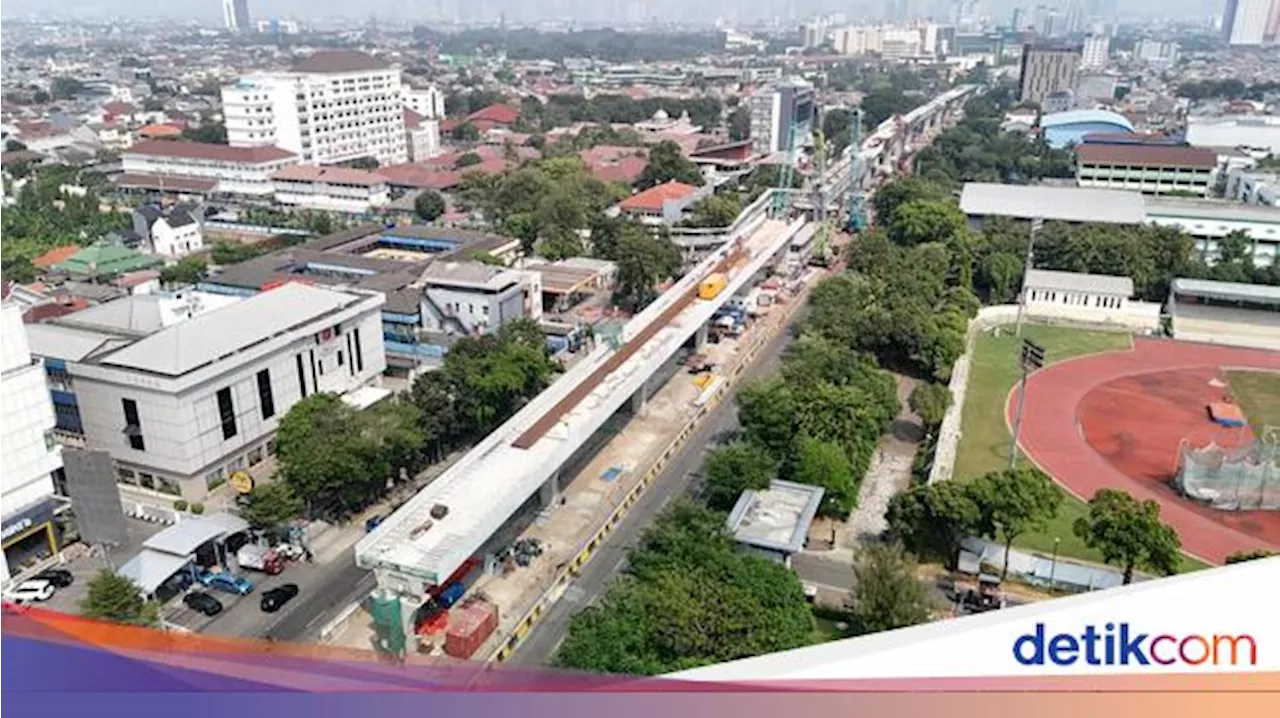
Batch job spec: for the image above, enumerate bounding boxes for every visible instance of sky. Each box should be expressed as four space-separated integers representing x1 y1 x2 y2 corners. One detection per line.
0 0 1225 24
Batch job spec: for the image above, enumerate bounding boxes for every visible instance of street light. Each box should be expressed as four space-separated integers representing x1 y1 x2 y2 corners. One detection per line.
1048 537 1060 592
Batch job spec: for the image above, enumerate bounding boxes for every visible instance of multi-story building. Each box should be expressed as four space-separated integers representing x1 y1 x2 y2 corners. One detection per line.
1 301 65 584
26 285 386 502
402 85 445 119
222 51 408 167
1186 115 1280 157
222 0 250 33
418 262 537 337
1081 33 1109 69
271 165 390 214
1223 0 1272 45
1133 39 1180 65
404 110 442 162
119 140 297 197
132 205 204 258
748 78 816 156
1076 144 1218 196
1018 44 1082 104
1225 168 1280 206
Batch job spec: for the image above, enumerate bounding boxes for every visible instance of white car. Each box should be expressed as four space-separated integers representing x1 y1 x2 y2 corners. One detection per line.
3 579 56 604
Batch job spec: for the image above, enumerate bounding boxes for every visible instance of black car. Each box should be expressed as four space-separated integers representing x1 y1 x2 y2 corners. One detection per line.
35 569 74 588
260 584 299 613
183 591 224 617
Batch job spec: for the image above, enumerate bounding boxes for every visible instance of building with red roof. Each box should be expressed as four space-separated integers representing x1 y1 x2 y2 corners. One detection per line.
616 180 708 224
468 104 520 127
272 165 391 214
1076 143 1218 197
121 139 298 197
580 145 649 185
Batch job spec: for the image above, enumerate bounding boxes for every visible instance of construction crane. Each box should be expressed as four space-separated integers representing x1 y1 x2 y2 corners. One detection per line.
808 128 835 267
769 119 804 219
846 107 869 233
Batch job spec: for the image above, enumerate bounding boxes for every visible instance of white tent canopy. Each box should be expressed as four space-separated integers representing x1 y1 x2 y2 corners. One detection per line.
117 550 192 595
141 512 248 557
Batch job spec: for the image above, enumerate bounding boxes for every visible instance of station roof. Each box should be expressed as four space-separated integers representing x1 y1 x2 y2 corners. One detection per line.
117 550 191 595
141 513 249 557
1171 278 1280 306
960 183 1147 225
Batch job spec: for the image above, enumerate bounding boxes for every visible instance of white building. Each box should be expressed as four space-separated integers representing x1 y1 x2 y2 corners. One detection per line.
417 262 535 337
1223 0 1272 45
271 165 390 214
1081 33 1109 69
25 285 386 501
120 140 297 197
1186 115 1280 157
1133 39 1179 65
1 301 65 584
402 85 445 119
222 51 408 167
223 0 250 33
1225 168 1280 207
748 78 815 156
132 205 204 259
404 110 442 162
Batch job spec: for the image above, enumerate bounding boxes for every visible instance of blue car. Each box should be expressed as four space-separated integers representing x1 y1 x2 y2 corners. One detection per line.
197 570 254 596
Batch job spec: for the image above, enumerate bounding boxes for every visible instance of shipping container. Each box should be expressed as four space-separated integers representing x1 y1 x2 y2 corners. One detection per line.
698 273 728 300
445 600 499 659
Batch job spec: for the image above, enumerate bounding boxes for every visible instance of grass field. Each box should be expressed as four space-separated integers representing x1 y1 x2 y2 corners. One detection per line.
952 323 1207 573
1226 370 1280 436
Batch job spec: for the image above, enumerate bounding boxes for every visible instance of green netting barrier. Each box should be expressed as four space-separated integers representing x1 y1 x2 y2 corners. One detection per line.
1174 435 1280 511
369 593 406 659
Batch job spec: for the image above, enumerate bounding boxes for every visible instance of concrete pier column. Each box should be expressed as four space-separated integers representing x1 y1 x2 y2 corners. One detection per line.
695 323 709 351
539 470 562 510
630 379 649 415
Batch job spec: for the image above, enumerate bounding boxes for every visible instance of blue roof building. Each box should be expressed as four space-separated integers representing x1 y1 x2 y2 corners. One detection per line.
1040 110 1135 149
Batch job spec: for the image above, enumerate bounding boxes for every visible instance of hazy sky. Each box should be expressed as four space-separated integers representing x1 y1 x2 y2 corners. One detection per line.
0 0 1225 23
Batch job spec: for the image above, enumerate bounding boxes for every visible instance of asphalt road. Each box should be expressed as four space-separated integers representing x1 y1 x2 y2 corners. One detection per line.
263 556 374 642
507 297 807 667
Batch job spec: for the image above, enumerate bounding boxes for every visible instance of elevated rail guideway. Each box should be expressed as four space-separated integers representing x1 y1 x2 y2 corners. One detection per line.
356 213 807 594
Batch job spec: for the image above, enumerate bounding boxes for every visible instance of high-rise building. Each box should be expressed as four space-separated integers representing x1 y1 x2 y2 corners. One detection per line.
1223 0 1271 45
1081 33 1110 69
748 78 815 156
1019 44 1083 104
221 51 408 167
2 301 65 584
222 0 251 33
1266 0 1280 43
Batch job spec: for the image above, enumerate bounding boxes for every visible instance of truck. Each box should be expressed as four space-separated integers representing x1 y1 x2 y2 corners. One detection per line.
236 545 284 575
698 273 728 300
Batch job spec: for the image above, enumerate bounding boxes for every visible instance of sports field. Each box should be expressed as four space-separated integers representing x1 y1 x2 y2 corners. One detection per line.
952 323 1133 565
1225 370 1280 434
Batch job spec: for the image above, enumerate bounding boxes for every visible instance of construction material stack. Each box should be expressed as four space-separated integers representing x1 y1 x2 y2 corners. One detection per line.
445 598 499 659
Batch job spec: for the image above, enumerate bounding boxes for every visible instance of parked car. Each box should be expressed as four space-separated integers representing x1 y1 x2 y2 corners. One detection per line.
34 568 74 588
3 579 56 604
260 583 299 613
196 570 254 596
364 515 385 533
182 591 224 617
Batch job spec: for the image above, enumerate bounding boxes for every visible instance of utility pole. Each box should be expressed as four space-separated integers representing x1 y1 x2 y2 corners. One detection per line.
1008 338 1045 469
1014 217 1044 338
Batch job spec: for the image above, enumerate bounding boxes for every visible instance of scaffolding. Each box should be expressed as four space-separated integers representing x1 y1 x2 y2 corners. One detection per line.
369 592 408 659
1173 429 1280 511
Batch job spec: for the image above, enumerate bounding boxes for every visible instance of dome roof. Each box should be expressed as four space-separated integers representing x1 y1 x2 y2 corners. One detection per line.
652 108 669 121
1039 109 1135 132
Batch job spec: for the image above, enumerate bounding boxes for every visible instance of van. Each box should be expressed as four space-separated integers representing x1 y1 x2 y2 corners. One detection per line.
4 579 56 604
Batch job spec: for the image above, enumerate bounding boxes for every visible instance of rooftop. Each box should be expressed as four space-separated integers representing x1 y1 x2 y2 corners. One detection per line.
726 480 825 555
273 164 388 187
53 241 163 279
1171 278 1280 306
418 261 522 291
291 50 388 74
1076 143 1218 168
468 104 520 126
1025 269 1134 297
95 283 372 377
126 140 296 164
620 180 699 212
959 183 1147 225
52 291 241 337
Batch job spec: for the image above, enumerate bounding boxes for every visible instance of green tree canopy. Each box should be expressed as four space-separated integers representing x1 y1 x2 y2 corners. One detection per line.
240 480 304 529
848 543 935 635
637 140 704 189
909 382 952 431
792 436 857 518
1225 549 1275 564
888 199 966 247
80 569 159 626
159 256 208 287
455 152 483 168
612 224 680 311
450 121 481 142
1073 489 1182 584
885 482 981 569
414 189 447 222
968 469 1063 579
702 441 776 511
727 105 750 141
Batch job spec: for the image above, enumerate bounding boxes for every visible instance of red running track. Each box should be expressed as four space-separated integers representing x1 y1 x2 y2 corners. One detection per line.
1008 337 1280 564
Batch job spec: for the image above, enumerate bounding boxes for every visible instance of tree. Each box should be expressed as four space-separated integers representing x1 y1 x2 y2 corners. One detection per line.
968 469 1062 580
978 251 1024 303
239 480 304 529
871 177 948 228
909 382 952 432
702 441 776 511
4 139 27 152
51 76 85 100
736 377 800 464
182 122 227 144
727 105 750 141
1073 488 1182 584
821 108 854 156
681 193 741 228
159 256 207 286
347 156 380 170
888 199 966 247
276 394 385 519
636 140 704 189
414 189 447 222
613 226 680 311
792 436 857 518
1225 550 1275 564
450 121 481 142
885 482 981 569
455 152 483 168
80 569 159 626
847 543 934 635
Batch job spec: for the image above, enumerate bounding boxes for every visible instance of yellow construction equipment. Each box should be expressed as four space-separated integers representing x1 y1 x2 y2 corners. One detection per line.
698 273 728 300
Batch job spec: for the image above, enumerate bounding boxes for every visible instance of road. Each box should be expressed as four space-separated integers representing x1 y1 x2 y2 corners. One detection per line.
507 288 808 666
263 557 373 641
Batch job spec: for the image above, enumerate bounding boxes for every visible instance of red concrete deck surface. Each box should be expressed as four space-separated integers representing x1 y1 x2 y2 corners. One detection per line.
1008 337 1280 564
